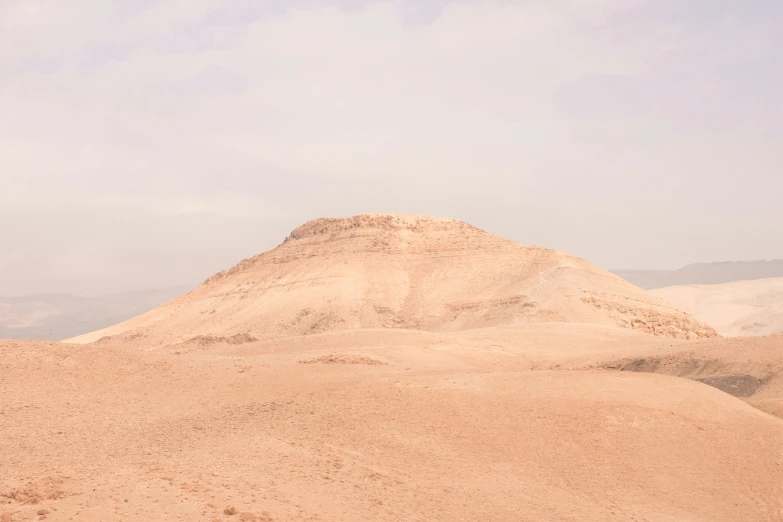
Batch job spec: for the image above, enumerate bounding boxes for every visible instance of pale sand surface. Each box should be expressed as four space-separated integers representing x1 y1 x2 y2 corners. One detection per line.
3 215 781 521
652 278 783 336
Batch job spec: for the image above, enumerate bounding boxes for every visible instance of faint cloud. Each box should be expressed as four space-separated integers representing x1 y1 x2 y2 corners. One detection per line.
164 65 248 96
78 41 133 69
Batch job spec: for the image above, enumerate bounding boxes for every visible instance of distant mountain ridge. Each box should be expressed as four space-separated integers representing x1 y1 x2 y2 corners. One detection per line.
612 260 783 290
0 287 191 341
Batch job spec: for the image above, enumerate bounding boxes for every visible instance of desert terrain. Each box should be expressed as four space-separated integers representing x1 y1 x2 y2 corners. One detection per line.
2 215 782 522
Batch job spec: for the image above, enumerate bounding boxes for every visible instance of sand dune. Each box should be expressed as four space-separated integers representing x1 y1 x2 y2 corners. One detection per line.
651 278 783 336
5 215 781 522
66 214 715 345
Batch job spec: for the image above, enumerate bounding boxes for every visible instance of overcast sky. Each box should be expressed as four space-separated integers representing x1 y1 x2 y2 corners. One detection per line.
1 0 782 295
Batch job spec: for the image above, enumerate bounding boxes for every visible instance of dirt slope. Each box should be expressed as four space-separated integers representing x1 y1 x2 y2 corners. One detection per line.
652 278 783 336
598 333 783 419
2 333 781 521
65 214 716 346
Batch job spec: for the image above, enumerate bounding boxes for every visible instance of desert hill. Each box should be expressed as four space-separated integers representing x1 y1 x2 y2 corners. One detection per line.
66 214 716 345
650 278 783 336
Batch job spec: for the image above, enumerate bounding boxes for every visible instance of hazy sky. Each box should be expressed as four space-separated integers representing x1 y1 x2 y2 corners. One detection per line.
2 0 782 295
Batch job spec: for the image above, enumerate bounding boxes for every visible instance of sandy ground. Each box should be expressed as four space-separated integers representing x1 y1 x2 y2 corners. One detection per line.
2 326 783 522
3 215 781 521
652 278 783 336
